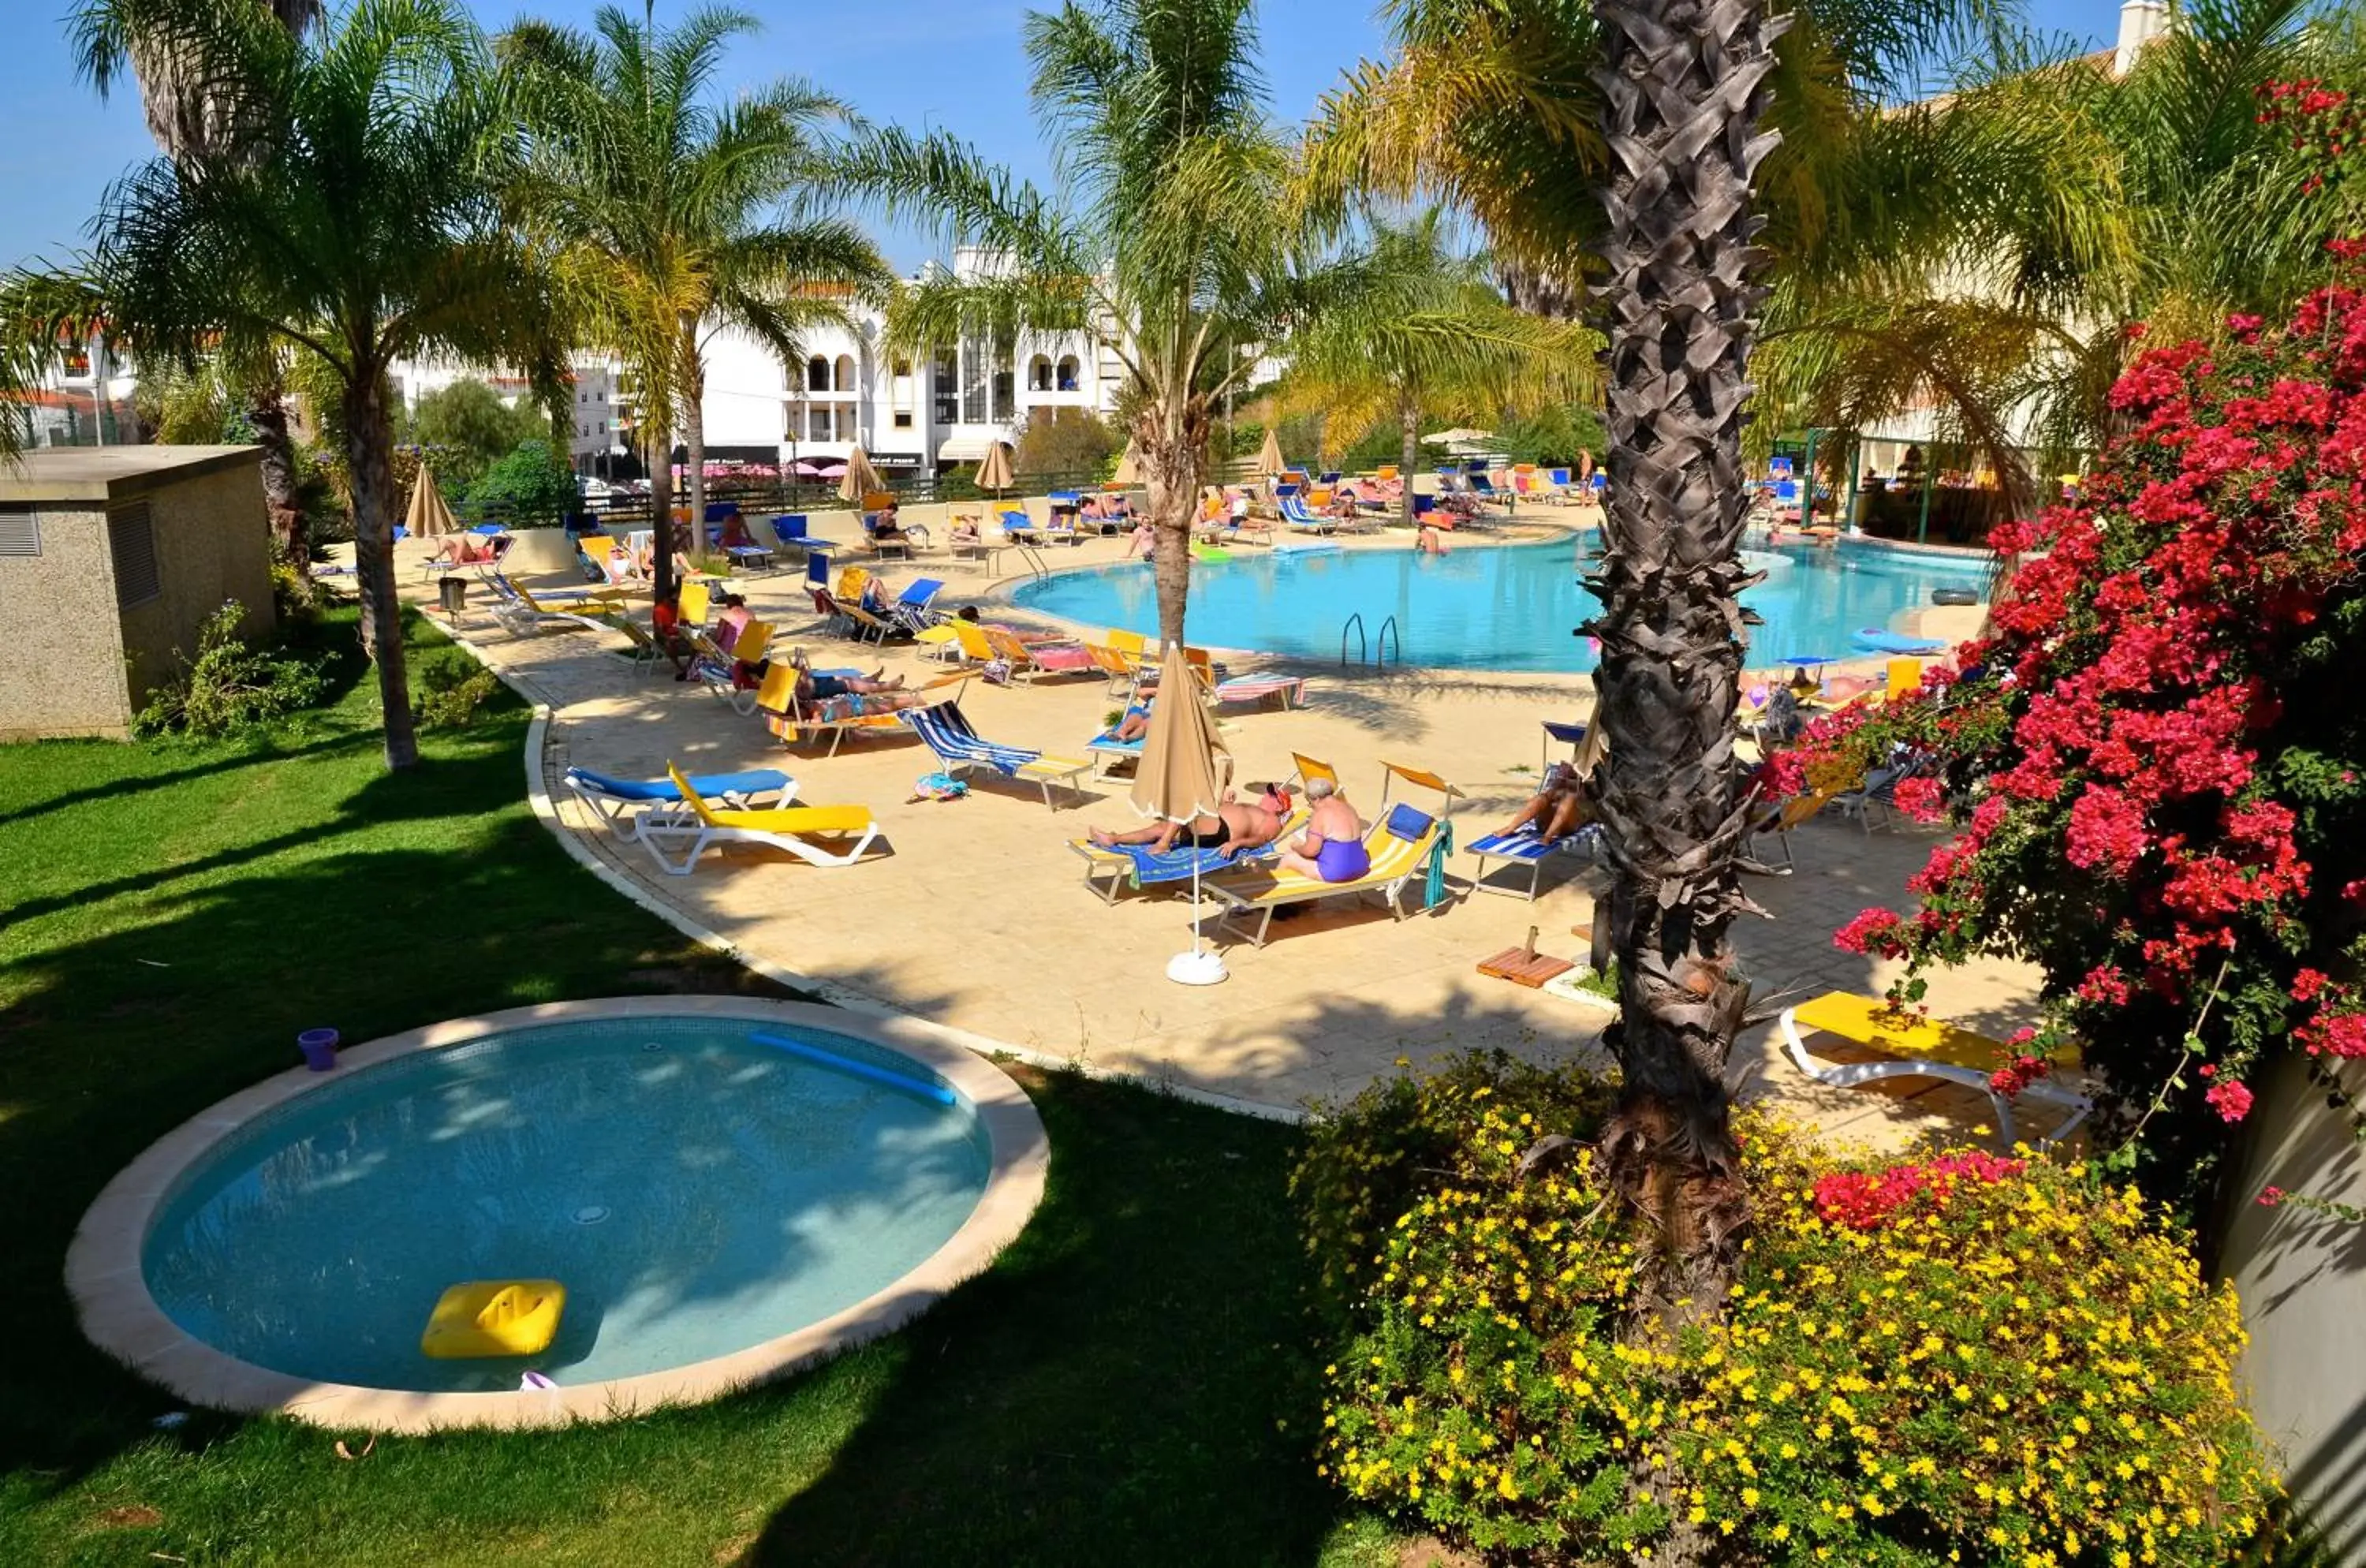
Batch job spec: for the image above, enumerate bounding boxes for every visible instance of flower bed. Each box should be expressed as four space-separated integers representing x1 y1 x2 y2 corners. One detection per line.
1298 1055 2277 1566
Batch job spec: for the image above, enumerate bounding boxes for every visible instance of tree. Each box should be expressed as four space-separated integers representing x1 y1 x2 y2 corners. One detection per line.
1012 406 1118 476
26 0 560 769
838 0 1313 649
467 439 582 525
1276 210 1593 528
71 0 326 555
1580 0 1783 1363
501 4 888 606
407 377 544 491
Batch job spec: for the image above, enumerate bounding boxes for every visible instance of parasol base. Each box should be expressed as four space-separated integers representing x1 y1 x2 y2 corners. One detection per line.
1166 949 1230 987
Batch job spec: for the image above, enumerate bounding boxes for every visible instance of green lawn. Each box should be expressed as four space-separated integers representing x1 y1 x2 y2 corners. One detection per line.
0 610 1385 1566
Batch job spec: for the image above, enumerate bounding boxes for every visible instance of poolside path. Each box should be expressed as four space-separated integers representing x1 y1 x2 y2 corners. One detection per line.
395 526 2062 1147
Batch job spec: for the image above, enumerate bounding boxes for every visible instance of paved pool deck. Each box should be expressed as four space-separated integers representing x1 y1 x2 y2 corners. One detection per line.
386 520 2065 1148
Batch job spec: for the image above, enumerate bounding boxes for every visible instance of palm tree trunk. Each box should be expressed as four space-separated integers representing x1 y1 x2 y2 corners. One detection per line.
647 413 677 607
341 370 419 770
1136 400 1208 649
248 383 304 558
1588 0 1785 1325
682 321 707 564
1399 395 1420 530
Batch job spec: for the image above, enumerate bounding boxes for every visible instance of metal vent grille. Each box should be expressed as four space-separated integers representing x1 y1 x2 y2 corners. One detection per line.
0 510 35 557
109 501 159 607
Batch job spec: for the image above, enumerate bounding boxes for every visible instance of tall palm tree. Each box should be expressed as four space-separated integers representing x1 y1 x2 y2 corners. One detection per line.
72 0 327 555
1275 211 1595 528
21 0 559 768
1583 0 1782 1309
837 0 1312 649
501 5 889 606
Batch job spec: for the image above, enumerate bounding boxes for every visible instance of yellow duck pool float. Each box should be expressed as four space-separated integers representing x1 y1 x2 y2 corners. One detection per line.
420 1279 566 1359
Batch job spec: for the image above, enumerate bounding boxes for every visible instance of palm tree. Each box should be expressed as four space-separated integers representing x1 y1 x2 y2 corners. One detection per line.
22 0 559 769
500 5 889 606
71 0 327 556
1275 211 1595 528
837 0 1311 649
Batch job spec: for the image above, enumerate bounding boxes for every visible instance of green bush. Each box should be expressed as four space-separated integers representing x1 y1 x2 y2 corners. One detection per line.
1299 1057 2278 1566
466 439 581 525
1013 406 1120 476
134 601 327 740
411 659 501 729
407 377 546 491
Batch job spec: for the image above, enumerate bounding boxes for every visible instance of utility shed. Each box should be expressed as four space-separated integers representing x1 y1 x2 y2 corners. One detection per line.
0 446 274 740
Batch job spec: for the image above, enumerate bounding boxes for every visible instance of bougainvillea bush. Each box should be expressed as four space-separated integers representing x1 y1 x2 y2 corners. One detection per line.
1787 275 2366 1213
1300 1056 2276 1566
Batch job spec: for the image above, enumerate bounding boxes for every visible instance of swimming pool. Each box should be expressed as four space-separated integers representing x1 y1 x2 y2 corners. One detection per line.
77 1001 1045 1427
1010 536 1991 671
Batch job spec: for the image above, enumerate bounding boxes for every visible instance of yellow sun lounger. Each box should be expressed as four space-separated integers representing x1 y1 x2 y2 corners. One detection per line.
1778 991 2091 1147
639 763 883 875
1202 805 1444 947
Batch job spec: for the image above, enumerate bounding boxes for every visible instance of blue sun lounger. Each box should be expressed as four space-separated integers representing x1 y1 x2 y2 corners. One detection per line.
1066 808 1311 903
898 701 1092 808
1465 823 1603 902
563 765 795 841
1849 627 1951 655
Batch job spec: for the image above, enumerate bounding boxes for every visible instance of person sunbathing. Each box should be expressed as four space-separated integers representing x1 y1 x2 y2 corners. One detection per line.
716 511 756 552
1274 777 1369 883
1496 760 1591 846
948 513 982 548
1106 701 1152 742
787 648 904 702
431 532 502 565
1088 782 1293 858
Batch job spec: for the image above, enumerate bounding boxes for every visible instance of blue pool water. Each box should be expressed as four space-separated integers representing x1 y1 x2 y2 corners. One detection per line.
1010 537 1991 671
142 1017 991 1392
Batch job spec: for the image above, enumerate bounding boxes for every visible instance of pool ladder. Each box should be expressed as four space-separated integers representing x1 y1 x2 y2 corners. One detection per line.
1340 613 1401 669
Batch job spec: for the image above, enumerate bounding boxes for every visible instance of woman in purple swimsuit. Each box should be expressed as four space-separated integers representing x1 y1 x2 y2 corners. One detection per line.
1277 777 1369 882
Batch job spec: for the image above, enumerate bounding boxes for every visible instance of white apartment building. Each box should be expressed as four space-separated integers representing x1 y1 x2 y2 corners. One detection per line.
389 356 621 472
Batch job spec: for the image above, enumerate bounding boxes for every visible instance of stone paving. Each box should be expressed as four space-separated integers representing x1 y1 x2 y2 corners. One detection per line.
391 522 2070 1147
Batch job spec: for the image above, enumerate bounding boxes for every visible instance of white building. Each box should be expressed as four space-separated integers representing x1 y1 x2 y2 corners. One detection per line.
691 248 1121 477
389 356 622 472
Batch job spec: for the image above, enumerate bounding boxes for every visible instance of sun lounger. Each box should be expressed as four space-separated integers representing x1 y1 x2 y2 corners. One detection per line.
1850 628 1950 655
1203 801 1446 946
1778 991 2091 1147
564 765 795 841
639 763 881 875
887 577 946 637
983 626 1097 683
1068 807 1312 904
1212 674 1304 710
1278 491 1336 535
1081 642 1147 696
1465 823 1604 902
754 668 965 756
483 573 618 636
897 700 1092 808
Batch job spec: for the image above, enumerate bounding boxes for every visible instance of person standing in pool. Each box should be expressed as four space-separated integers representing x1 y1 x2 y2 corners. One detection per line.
1275 776 1368 883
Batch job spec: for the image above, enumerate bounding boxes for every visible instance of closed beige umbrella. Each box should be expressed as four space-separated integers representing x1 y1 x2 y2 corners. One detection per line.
973 440 1014 494
405 464 458 538
837 446 884 504
1256 426 1286 477
1134 640 1234 985
1110 439 1142 486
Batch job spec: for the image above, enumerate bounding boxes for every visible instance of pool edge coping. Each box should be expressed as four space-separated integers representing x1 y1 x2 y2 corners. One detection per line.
65 995 1051 1434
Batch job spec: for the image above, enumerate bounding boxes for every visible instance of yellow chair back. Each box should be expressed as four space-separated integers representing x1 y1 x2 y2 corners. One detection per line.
754 661 797 714
1291 752 1338 791
1107 627 1148 659
679 580 711 627
861 490 895 512
953 620 995 662
666 763 727 828
834 566 870 602
735 617 774 659
1376 465 1398 483
577 533 613 555
1886 657 1924 700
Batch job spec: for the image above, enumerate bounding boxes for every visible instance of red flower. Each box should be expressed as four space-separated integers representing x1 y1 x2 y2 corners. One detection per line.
2260 1185 2286 1207
2206 1079 2256 1122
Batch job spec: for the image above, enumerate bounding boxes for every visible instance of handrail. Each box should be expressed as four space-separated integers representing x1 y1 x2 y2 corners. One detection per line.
1376 614 1401 668
1340 611 1367 667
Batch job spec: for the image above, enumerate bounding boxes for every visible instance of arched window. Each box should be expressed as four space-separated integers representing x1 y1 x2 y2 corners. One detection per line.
1055 354 1080 392
1028 354 1053 392
834 353 857 392
806 356 830 393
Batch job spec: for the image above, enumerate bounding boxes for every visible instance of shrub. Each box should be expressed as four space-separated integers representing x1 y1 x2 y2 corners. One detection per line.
134 602 326 739
466 439 581 525
1013 406 1120 476
411 659 500 729
1301 1058 2277 1567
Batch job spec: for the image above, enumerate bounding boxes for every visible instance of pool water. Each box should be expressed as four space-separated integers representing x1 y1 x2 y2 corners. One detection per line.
142 1017 991 1393
1010 536 1991 671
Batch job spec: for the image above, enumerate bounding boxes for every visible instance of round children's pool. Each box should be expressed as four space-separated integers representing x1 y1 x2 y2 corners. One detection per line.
71 1001 1046 1428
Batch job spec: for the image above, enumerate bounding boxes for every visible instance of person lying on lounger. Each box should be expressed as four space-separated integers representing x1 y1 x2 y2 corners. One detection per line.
1275 777 1368 883
430 532 502 565
1086 782 1293 858
787 648 904 702
1495 760 1591 846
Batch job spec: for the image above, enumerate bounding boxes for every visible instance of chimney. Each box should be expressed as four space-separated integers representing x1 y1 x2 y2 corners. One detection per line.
2114 0 2169 77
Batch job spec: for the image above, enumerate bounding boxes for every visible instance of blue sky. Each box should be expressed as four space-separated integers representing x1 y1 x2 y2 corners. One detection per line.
0 0 2133 271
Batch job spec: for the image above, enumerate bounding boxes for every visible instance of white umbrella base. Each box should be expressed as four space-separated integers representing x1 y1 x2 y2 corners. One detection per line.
1166 949 1230 987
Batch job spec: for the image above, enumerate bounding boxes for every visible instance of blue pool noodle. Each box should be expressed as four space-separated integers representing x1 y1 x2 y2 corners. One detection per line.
747 1031 957 1107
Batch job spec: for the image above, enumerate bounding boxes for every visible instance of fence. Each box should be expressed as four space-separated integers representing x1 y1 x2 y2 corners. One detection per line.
474 466 1128 532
